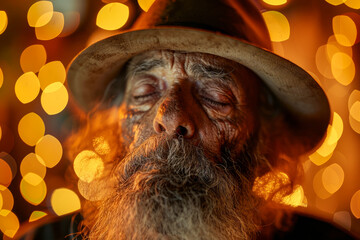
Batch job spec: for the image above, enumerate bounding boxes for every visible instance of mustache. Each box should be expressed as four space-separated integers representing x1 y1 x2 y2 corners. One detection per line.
114 135 225 185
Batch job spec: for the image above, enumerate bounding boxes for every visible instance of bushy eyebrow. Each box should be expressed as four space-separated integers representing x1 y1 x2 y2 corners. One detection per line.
190 63 234 84
129 58 164 75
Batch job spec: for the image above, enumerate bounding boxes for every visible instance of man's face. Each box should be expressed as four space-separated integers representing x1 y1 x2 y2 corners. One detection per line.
83 50 265 240
119 50 260 158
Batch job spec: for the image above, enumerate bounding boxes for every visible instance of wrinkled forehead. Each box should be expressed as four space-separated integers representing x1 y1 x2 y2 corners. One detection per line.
127 50 248 74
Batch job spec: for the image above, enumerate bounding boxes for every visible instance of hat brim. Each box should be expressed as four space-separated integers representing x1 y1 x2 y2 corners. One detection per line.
67 27 330 153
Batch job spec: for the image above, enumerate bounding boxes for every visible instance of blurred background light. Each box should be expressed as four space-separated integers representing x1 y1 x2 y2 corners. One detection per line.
322 163 344 194
93 136 111 155
20 45 47 73
333 211 352 231
138 0 156 12
331 52 355 86
18 112 45 146
262 11 290 42
313 167 332 199
77 178 109 202
316 44 334 79
0 11 8 35
14 72 40 104
350 190 360 218
0 153 17 183
332 15 357 47
96 3 130 30
0 185 14 211
41 82 68 115
29 211 47 222
325 0 346 6
0 210 20 238
27 1 54 28
20 174 47 205
38 61 65 90
350 102 360 122
35 134 63 168
73 150 104 183
35 11 64 40
280 185 307 207
327 35 353 59
50 188 81 216
20 153 46 182
0 67 3 88
309 112 343 166
0 159 13 188
344 0 360 9
262 0 287 6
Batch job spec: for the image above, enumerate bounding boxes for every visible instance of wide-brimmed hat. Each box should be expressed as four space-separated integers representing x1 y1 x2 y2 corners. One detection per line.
67 0 330 155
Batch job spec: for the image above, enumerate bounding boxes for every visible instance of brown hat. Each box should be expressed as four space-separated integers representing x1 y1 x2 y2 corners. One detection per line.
67 0 330 154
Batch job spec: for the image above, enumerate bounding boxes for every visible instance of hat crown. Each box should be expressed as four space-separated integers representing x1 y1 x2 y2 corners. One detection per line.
134 0 272 50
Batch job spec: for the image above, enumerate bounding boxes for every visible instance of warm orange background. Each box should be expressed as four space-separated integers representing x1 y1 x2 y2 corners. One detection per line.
0 0 359 238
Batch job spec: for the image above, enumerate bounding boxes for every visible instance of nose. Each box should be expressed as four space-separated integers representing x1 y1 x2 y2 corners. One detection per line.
153 93 195 138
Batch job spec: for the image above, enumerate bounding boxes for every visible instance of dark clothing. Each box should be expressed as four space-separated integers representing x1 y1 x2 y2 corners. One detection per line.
18 212 356 240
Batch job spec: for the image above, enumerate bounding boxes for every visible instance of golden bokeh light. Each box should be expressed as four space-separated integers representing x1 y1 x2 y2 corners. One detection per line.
38 61 66 90
20 45 47 73
345 0 360 9
333 211 352 231
280 185 307 207
322 163 344 194
0 192 2 210
20 153 46 182
325 0 346 5
78 178 110 202
349 114 360 134
348 89 360 111
0 159 12 188
0 67 3 89
27 1 54 27
0 11 8 35
96 3 130 30
329 112 343 145
333 15 357 47
327 35 353 59
313 168 332 199
74 150 104 183
331 52 355 86
262 0 287 6
0 153 17 183
51 188 81 216
316 44 334 79
93 136 111 155
309 112 343 165
138 0 156 12
0 185 14 211
262 11 290 42
350 101 360 122
35 12 65 41
309 150 334 167
0 210 20 238
14 72 41 104
18 112 45 146
20 174 47 205
35 134 63 168
350 190 360 218
29 211 47 222
41 82 69 115
60 12 81 37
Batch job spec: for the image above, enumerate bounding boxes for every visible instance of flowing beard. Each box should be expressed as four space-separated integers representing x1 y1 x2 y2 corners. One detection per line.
83 136 261 240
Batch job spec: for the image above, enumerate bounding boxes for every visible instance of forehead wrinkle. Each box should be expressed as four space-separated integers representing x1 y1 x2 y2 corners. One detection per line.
190 63 234 85
128 57 165 76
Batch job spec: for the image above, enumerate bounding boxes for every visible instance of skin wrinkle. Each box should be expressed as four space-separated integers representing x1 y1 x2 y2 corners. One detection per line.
121 50 259 156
